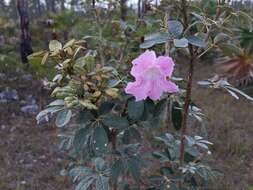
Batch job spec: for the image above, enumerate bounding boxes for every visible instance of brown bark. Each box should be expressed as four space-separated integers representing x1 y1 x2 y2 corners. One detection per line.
92 0 95 8
36 0 42 16
45 0 56 13
16 0 33 64
120 0 128 21
137 0 141 18
179 0 195 165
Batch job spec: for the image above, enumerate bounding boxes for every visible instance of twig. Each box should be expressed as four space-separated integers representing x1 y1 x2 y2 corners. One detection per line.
164 7 172 56
94 9 105 66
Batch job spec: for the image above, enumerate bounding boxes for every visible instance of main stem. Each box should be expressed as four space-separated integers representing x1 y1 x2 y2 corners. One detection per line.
179 0 196 165
111 129 118 190
179 57 194 165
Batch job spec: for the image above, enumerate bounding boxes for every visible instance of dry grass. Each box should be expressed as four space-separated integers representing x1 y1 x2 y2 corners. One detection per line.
189 61 253 190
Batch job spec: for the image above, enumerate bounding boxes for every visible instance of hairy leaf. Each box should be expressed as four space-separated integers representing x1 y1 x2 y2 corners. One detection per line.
168 20 184 37
102 115 129 130
127 99 144 121
55 109 72 127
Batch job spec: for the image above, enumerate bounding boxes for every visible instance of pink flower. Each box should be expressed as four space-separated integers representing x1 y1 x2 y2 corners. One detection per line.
125 50 178 101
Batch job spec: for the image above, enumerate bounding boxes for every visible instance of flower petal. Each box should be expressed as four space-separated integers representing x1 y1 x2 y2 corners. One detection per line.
131 50 156 77
163 80 179 93
148 77 178 100
125 78 151 101
148 80 164 100
156 56 175 77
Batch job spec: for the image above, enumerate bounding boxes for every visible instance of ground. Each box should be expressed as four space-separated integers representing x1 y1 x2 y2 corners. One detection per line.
0 68 73 190
192 61 253 190
0 61 252 190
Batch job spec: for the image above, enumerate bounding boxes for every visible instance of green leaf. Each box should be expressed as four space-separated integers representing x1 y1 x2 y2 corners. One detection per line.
127 99 144 121
55 109 72 127
98 102 115 115
173 38 189 48
152 152 170 162
63 39 75 48
123 127 142 144
214 33 230 44
75 55 95 73
76 110 95 125
129 127 141 141
41 52 49 65
191 12 205 21
171 101 182 130
36 106 63 124
96 176 109 190
218 43 243 56
76 176 95 190
127 157 141 180
94 157 107 172
111 159 124 181
140 32 172 49
73 127 91 152
187 36 206 48
225 85 253 101
197 80 212 86
102 115 129 130
108 79 121 88
239 29 253 53
49 40 62 52
154 99 167 117
122 129 130 144
69 166 93 182
92 126 109 154
79 99 98 110
48 99 65 107
168 20 184 37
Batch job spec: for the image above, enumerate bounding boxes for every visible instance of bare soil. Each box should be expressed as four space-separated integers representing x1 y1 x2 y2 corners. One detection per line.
0 70 73 190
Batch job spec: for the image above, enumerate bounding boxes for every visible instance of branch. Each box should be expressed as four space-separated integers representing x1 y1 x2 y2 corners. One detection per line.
94 9 105 66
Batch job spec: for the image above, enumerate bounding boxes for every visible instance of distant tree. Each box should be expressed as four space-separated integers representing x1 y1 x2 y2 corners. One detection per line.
138 0 142 18
59 0 66 11
120 0 128 20
35 0 42 16
0 0 6 10
45 0 56 13
16 0 33 64
0 0 6 15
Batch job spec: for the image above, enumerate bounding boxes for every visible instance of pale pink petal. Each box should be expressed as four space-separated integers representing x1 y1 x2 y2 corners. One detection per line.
148 77 178 100
162 80 179 93
156 56 175 77
131 50 156 77
148 80 164 100
125 78 151 101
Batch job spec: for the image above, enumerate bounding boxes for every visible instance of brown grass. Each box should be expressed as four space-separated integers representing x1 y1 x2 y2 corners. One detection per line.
190 61 253 190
